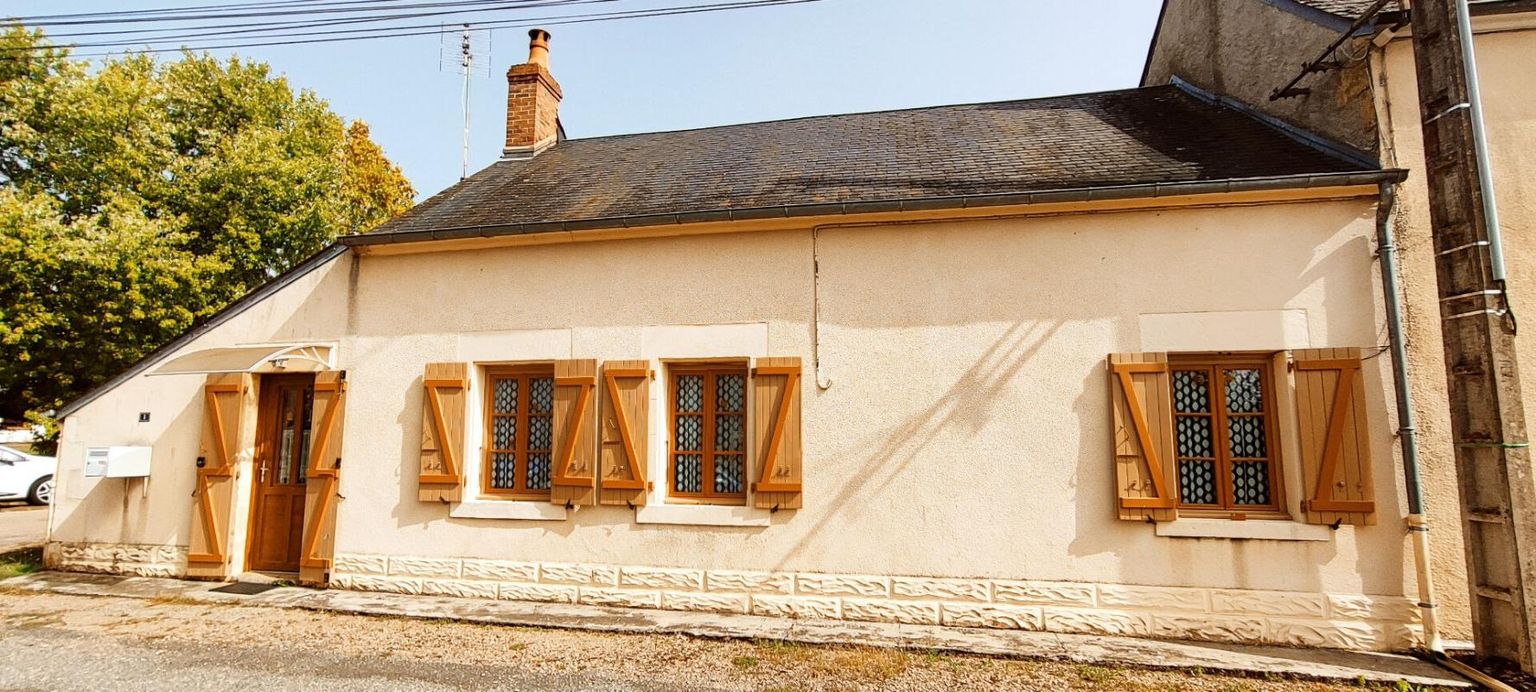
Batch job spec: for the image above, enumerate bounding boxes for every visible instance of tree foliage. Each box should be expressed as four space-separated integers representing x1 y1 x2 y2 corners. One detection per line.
0 26 415 439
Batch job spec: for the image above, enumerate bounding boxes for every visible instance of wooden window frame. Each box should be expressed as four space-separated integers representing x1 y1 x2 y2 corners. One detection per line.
1168 353 1289 521
481 363 556 501
666 360 750 506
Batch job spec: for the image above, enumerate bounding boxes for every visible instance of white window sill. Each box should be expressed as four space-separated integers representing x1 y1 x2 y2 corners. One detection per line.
1155 518 1333 542
450 500 568 521
635 504 771 527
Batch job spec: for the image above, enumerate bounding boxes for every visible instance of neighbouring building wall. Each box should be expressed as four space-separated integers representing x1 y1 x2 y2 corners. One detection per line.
48 196 1427 650
1370 18 1536 642
1142 0 1380 154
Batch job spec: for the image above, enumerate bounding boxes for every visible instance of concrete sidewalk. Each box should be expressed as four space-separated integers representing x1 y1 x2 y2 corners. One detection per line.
3 570 1470 688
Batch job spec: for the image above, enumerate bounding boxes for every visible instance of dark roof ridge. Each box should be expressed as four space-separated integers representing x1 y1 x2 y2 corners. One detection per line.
557 84 1182 145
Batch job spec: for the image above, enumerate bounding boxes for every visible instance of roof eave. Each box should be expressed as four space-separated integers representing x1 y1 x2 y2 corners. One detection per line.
343 170 1409 249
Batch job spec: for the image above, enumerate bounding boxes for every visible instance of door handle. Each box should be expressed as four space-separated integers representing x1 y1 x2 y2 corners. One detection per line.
259 463 268 484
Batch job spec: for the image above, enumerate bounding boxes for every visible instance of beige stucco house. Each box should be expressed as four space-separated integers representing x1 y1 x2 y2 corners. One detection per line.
45 2 1532 653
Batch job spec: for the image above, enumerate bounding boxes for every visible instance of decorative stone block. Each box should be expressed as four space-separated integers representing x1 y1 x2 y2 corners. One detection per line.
498 583 579 604
993 580 1096 607
1327 594 1419 623
1042 608 1153 637
941 603 1043 630
891 577 988 602
421 579 499 600
662 591 750 614
1268 619 1389 650
706 570 793 594
346 576 426 595
1153 613 1266 643
751 595 841 620
388 557 460 578
795 573 889 597
461 559 538 583
842 598 941 625
541 563 617 586
620 567 704 591
579 588 661 609
1096 585 1207 611
1211 589 1326 618
333 554 389 576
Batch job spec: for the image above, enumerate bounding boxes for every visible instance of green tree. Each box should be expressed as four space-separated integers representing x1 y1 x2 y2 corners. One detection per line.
0 26 415 444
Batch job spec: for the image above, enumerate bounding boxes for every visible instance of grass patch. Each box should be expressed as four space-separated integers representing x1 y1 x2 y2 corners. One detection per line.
750 640 909 682
1077 664 1120 684
0 546 42 580
731 655 759 670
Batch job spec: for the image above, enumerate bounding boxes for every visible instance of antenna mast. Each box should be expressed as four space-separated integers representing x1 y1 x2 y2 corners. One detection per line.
441 24 490 180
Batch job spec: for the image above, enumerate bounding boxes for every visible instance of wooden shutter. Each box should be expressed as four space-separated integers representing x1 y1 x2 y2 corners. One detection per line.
187 372 251 579
752 357 803 510
1293 348 1377 526
1108 353 1178 521
550 359 598 507
300 370 346 585
599 360 651 507
419 363 468 503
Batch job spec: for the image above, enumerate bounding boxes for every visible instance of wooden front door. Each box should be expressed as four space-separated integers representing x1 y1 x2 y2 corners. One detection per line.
248 374 315 573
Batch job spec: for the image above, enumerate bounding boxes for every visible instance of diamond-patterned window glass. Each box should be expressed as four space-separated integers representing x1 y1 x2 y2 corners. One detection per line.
1225 369 1264 414
1228 415 1268 459
493 378 518 414
676 415 702 452
529 415 552 452
1175 416 1214 459
490 452 517 490
677 375 704 413
530 377 554 415
492 416 516 450
527 453 551 490
674 454 703 493
717 375 745 413
1231 461 1271 505
716 415 743 452
715 456 743 494
1172 370 1211 414
1179 459 1218 505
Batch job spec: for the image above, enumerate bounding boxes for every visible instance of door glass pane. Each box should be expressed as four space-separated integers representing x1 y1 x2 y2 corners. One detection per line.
277 388 297 485
297 385 313 485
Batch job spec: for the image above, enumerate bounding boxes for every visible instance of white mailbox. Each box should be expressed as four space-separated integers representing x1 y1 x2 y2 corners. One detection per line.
84 446 152 478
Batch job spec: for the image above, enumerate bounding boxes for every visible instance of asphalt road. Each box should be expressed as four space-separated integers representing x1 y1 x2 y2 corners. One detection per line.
0 505 47 552
0 624 664 692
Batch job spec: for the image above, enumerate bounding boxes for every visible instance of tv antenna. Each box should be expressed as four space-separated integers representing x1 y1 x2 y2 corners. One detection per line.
441 24 492 179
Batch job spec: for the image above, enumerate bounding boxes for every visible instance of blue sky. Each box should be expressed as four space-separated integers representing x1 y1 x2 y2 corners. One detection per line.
13 1 1163 200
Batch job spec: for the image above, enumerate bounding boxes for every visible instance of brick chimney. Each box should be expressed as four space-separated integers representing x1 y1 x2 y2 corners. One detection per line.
503 28 562 160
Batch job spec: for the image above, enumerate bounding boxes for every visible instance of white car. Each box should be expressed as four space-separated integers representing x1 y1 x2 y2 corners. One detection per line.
0 447 55 505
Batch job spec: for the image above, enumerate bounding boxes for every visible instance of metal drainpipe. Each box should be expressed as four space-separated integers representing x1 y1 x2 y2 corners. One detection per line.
1452 0 1508 285
1376 182 1443 653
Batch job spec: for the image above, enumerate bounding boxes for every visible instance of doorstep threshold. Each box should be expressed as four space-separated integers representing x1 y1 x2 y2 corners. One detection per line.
1 570 1469 689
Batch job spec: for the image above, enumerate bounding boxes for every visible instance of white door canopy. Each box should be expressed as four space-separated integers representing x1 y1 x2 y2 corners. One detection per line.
150 344 335 376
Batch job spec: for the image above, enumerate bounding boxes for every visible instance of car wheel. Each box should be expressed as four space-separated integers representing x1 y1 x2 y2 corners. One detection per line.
26 475 53 505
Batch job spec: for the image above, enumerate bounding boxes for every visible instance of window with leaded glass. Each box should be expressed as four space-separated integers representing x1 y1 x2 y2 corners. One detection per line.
482 365 556 499
1170 357 1286 518
668 363 748 504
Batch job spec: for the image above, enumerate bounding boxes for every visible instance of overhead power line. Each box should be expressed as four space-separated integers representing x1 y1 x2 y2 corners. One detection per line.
1 0 823 58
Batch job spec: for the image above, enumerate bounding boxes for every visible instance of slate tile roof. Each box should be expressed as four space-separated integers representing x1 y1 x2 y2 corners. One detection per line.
1292 0 1401 18
1292 0 1515 18
365 84 1376 239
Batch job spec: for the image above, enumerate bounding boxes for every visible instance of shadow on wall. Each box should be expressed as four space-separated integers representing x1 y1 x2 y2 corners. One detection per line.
765 320 1063 573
